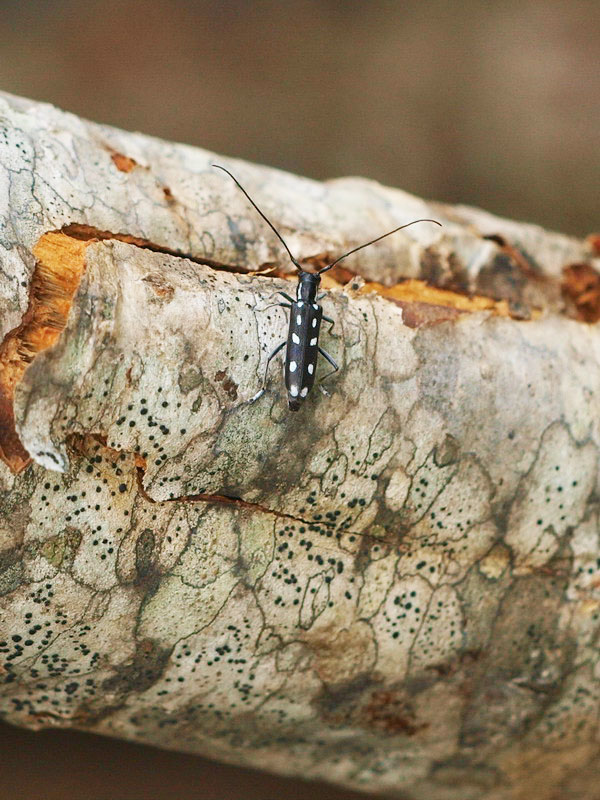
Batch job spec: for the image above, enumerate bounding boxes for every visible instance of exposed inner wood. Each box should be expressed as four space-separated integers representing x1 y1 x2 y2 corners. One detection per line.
360 278 515 317
561 262 600 323
0 233 90 473
110 152 138 173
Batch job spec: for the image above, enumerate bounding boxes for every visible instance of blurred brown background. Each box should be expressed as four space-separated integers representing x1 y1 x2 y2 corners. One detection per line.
1 1 598 798
1 0 598 237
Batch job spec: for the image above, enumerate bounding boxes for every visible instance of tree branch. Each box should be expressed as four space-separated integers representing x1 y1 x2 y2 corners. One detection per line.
1 91 600 799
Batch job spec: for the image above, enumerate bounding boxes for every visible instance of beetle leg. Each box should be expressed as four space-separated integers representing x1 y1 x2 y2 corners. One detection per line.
255 290 294 312
317 347 339 396
278 291 296 304
255 299 291 312
322 315 335 334
250 341 286 403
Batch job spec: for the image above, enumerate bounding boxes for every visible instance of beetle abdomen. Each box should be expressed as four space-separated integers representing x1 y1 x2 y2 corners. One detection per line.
284 300 322 409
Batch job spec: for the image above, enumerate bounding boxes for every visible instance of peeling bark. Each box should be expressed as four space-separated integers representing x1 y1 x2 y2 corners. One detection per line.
1 91 600 799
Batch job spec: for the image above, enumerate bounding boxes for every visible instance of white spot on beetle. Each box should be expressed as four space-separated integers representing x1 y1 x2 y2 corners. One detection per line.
312 318 317 328
290 385 299 397
292 333 300 344
297 301 304 307
289 361 297 372
313 304 318 310
296 314 302 325
300 387 308 397
310 337 317 346
308 363 314 374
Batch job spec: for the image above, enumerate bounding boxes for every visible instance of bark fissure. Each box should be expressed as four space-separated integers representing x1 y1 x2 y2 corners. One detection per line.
61 222 257 276
68 433 393 546
0 223 534 475
133 466 392 546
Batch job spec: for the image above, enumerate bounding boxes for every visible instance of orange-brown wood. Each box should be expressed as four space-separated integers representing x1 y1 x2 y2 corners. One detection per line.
0 232 90 473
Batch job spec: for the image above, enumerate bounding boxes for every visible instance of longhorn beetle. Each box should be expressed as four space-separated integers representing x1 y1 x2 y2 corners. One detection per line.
213 164 441 411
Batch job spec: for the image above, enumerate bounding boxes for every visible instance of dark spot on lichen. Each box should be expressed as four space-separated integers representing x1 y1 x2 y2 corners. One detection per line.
0 547 24 595
178 364 204 395
313 672 373 721
313 674 427 737
102 638 171 697
434 433 461 467
214 370 238 400
40 528 82 570
476 252 530 315
135 529 155 580
226 217 248 255
361 689 427 736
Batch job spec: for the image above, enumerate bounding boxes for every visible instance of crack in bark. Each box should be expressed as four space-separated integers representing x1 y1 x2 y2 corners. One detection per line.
61 222 277 277
67 433 395 552
132 464 393 546
1 222 535 475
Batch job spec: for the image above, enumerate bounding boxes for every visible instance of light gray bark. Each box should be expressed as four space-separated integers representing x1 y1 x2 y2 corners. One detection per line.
1 91 600 799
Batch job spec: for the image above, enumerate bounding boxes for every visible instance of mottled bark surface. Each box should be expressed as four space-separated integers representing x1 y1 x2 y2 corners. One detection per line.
1 91 600 799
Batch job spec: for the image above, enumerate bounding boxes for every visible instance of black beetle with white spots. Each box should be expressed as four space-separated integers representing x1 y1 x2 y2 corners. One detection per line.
214 165 441 411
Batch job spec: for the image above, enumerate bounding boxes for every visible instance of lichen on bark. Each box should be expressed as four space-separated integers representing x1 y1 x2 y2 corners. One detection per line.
1 91 600 799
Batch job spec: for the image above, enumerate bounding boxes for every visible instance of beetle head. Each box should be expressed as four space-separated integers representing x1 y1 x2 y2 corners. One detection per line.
297 271 321 302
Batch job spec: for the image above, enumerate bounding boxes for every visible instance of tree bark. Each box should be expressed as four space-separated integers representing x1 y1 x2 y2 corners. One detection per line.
1 91 600 799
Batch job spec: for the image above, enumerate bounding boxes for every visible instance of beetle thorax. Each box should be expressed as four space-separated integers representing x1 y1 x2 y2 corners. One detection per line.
297 271 321 302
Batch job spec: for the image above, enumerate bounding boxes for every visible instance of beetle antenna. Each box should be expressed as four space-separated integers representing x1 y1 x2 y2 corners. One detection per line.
318 218 442 274
213 164 304 273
